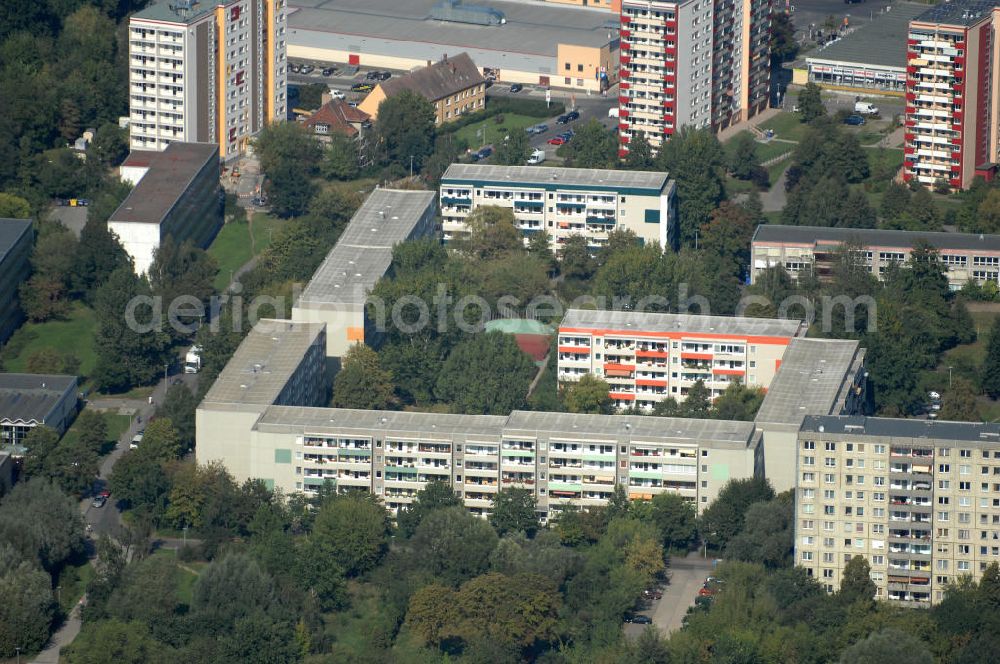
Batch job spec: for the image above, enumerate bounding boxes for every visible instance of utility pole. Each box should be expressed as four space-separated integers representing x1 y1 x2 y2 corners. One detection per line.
409 155 414 179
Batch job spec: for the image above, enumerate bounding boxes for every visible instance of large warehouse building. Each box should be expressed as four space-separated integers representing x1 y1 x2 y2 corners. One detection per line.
287 0 620 92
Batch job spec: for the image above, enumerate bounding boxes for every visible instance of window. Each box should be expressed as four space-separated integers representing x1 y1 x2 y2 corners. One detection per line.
564 62 571 70
577 64 584 72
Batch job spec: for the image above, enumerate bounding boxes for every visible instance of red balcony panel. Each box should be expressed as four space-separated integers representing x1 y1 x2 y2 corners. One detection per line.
618 148 629 158
907 39 918 46
950 178 962 187
636 379 668 387
619 109 629 118
905 92 916 101
904 147 915 155
620 29 631 38
681 352 713 360
619 123 630 132
620 15 630 24
611 393 636 401
604 363 636 373
713 368 746 376
558 346 590 355
620 56 631 65
636 350 669 359
619 96 630 105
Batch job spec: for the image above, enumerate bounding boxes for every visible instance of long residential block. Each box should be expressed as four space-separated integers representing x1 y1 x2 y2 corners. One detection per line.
109 142 222 275
439 164 677 252
0 218 33 344
128 0 287 159
557 308 807 410
291 189 437 362
751 224 1000 291
795 415 1000 606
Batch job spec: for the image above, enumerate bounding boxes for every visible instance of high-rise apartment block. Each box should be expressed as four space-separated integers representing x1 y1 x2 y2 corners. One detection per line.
557 309 806 411
795 416 1000 606
128 0 288 159
617 0 772 154
904 1 1000 190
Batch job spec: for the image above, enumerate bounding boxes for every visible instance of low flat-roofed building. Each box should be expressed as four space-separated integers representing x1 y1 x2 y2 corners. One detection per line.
0 373 79 447
358 53 487 125
751 224 1000 290
228 404 759 517
288 0 619 93
196 319 328 484
440 164 676 251
805 2 929 94
291 189 437 362
108 142 222 275
0 219 33 344
795 415 1000 606
754 338 867 492
558 308 807 410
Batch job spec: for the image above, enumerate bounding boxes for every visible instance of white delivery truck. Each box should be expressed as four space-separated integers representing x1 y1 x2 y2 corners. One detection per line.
184 345 202 374
854 101 879 116
527 149 546 165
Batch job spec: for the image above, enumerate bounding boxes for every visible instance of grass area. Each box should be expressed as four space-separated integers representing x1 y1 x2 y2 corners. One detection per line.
148 548 203 605
208 214 283 291
56 556 94 615
757 112 810 143
0 303 97 378
766 160 792 189
724 176 758 196
60 412 132 455
454 113 541 149
326 582 394 660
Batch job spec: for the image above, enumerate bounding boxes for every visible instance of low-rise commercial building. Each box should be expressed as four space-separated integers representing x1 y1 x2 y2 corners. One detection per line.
0 374 79 447
0 219 33 344
291 189 437 363
558 308 806 410
358 53 486 125
288 0 619 93
804 2 928 95
795 416 1000 606
751 224 1000 291
439 164 676 251
109 142 222 275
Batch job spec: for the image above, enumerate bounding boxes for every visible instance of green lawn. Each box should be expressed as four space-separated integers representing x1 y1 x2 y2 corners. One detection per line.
208 214 283 291
0 303 97 378
723 130 795 162
60 412 132 455
56 557 94 615
767 160 792 189
757 112 810 143
455 113 541 149
147 548 203 605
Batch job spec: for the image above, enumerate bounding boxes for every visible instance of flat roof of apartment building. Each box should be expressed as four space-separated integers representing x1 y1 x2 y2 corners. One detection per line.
0 374 77 425
755 338 864 427
297 189 436 308
442 164 671 194
752 224 1000 253
560 309 806 339
801 415 1000 442
255 406 756 448
289 0 615 58
109 142 219 225
0 219 32 263
806 2 928 69
133 0 218 24
201 320 325 407
256 405 510 438
913 0 999 27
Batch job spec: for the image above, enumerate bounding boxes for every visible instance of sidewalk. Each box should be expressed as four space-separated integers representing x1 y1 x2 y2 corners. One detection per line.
30 602 82 664
715 107 782 144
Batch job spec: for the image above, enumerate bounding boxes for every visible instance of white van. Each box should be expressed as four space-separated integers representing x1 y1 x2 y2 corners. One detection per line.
608 107 620 118
527 148 546 165
854 101 879 116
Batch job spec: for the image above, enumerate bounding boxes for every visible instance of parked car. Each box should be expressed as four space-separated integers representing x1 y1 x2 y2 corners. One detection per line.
843 114 866 126
377 71 392 80
91 494 107 508
351 82 374 92
556 110 580 124
329 89 346 100
289 63 300 73
698 586 717 597
928 391 941 400
471 146 493 161
855 101 879 115
365 70 381 80
547 136 567 146
510 83 523 93
527 123 548 135
642 589 663 600
321 67 336 77
300 64 315 74
625 614 653 624
558 129 575 140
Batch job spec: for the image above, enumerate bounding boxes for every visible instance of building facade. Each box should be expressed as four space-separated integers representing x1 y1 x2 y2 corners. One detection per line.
128 0 287 159
795 416 1000 606
358 54 486 125
618 0 771 154
0 219 33 345
558 309 806 410
0 374 79 448
751 224 1000 291
439 164 676 252
904 1 1000 190
109 143 223 275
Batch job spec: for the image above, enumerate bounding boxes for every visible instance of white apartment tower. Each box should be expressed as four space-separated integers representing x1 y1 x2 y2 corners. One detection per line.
128 0 288 159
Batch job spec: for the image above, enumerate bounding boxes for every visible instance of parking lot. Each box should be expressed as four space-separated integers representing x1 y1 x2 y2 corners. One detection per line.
624 553 717 638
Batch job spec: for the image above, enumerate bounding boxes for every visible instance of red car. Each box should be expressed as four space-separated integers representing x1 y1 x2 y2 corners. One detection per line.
547 136 566 146
698 586 717 597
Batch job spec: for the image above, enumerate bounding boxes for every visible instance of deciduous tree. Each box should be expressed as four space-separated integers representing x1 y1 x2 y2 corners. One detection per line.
838 555 877 605
797 82 825 122
564 374 612 414
310 493 391 576
698 477 775 549
489 488 538 537
494 128 531 166
435 332 536 414
331 343 395 410
650 492 697 550
374 90 436 171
